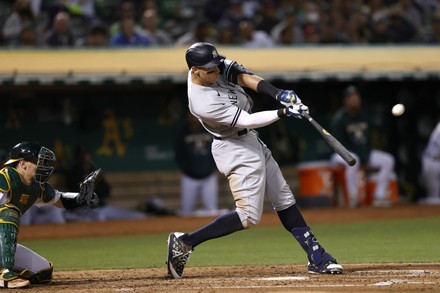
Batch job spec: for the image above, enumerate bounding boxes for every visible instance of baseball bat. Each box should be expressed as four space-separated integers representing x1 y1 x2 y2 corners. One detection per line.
302 112 357 166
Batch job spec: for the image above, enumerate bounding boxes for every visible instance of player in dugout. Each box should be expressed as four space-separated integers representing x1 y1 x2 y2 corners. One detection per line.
0 141 101 288
166 42 343 279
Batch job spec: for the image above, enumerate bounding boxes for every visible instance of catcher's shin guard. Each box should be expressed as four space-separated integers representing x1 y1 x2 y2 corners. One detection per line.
0 223 19 269
292 227 343 274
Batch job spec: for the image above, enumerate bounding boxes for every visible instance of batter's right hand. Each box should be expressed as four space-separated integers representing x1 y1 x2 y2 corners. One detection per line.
285 103 309 119
276 89 302 106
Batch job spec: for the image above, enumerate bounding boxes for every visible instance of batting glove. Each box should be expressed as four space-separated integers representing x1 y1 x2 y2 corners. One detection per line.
285 103 309 119
276 90 302 106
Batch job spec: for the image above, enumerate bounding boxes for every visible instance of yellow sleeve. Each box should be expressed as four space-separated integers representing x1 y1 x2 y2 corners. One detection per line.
0 169 10 193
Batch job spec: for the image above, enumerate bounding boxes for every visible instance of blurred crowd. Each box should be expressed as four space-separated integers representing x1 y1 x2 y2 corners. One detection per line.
0 0 440 48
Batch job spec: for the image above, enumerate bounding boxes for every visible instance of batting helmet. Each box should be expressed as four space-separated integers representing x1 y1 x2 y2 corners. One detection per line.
185 42 225 69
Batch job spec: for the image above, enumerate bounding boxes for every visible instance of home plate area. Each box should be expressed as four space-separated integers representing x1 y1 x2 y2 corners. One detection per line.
28 263 440 292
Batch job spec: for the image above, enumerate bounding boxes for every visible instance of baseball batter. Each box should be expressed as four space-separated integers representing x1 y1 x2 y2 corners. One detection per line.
421 121 440 204
0 142 101 288
167 42 343 279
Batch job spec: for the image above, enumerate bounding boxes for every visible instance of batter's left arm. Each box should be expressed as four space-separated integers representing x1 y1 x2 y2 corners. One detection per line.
223 60 278 98
238 72 302 108
237 74 264 92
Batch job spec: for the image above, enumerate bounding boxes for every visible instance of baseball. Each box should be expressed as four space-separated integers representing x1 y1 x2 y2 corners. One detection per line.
392 103 405 116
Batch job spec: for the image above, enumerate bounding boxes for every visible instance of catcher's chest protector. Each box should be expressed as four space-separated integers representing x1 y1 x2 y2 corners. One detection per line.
0 168 42 215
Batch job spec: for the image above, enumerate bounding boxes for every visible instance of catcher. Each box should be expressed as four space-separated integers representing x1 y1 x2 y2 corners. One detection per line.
0 141 102 288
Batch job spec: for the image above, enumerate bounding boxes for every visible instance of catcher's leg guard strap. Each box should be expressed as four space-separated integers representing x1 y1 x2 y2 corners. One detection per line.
0 269 30 288
1 269 20 281
0 223 18 269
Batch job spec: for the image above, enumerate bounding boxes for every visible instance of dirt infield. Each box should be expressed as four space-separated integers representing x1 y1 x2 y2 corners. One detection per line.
20 205 440 292
30 263 440 293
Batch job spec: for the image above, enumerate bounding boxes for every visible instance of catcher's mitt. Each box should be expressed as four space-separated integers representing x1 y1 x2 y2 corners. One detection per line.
78 168 103 209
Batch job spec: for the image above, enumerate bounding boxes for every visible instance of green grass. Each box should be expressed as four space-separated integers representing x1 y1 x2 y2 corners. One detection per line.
21 217 440 271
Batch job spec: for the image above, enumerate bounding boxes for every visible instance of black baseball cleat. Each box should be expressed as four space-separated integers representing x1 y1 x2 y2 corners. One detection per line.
307 254 344 274
291 227 343 275
167 232 193 279
308 261 344 274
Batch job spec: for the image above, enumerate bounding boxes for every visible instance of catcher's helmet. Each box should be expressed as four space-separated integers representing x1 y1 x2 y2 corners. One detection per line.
5 142 41 165
5 141 56 185
185 42 225 69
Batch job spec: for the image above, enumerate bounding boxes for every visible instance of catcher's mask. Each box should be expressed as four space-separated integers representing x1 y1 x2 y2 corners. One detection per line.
5 142 56 185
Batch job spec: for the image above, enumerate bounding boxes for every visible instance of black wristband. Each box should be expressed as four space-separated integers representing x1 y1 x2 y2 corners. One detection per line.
256 80 280 99
277 108 287 118
60 193 81 210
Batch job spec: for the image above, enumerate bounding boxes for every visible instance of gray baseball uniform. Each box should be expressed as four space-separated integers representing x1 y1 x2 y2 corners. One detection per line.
167 43 342 279
188 60 295 228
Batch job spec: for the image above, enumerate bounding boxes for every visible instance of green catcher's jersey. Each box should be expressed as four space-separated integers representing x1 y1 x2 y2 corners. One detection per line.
0 167 56 217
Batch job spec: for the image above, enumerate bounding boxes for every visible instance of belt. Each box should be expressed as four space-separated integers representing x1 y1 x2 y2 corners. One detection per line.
213 129 248 140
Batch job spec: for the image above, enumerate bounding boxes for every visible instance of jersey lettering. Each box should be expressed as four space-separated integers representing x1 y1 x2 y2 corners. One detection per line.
228 89 238 105
188 60 253 137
